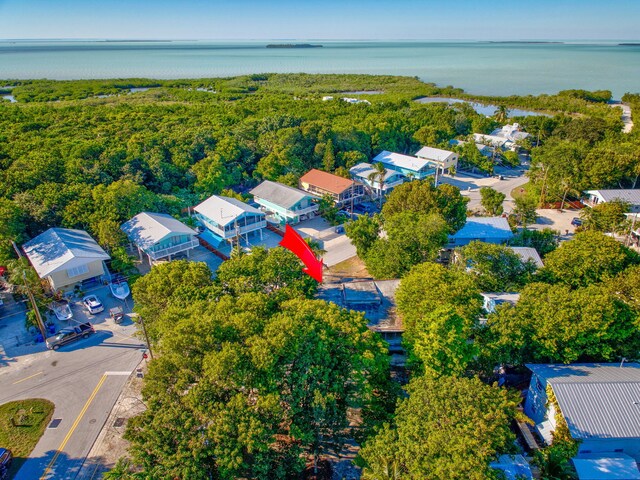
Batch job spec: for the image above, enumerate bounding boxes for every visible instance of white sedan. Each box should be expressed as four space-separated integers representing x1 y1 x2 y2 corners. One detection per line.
82 295 104 315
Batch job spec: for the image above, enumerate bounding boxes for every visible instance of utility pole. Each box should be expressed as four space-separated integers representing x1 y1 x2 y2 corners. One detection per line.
12 241 47 340
139 316 154 360
23 271 47 340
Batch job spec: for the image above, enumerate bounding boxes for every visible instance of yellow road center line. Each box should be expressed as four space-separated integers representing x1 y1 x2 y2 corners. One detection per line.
39 374 107 480
12 371 43 384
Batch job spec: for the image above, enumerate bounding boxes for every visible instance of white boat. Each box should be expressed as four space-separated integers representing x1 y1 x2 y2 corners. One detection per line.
51 301 73 321
110 281 130 300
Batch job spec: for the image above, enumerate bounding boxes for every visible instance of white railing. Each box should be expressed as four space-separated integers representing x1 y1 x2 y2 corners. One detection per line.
147 238 200 260
293 204 319 216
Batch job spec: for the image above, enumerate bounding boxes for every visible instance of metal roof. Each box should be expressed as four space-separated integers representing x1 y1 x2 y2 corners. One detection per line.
586 189 640 206
250 180 316 209
573 453 640 480
527 363 640 440
509 246 544 268
23 228 110 278
121 212 196 250
194 195 264 227
450 217 514 240
372 150 431 173
299 169 356 195
414 146 456 162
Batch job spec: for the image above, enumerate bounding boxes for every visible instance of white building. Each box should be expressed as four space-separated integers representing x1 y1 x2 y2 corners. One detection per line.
490 123 530 142
414 146 459 172
349 162 406 197
194 195 266 245
584 189 640 213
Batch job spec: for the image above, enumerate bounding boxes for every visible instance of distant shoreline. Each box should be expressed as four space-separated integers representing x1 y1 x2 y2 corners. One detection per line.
266 44 323 49
485 41 564 44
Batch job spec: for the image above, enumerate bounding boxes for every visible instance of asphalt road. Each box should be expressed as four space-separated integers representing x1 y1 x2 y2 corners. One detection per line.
0 317 144 480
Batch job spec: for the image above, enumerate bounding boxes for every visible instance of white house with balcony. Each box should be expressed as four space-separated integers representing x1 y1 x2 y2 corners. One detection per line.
121 212 199 264
194 195 266 246
349 162 406 197
22 228 111 293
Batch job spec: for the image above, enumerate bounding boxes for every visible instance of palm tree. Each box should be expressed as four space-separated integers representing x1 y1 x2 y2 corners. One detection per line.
494 105 509 124
372 162 387 207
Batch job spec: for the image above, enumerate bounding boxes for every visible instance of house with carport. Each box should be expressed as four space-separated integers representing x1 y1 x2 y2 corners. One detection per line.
250 180 319 225
22 228 111 293
121 212 199 264
194 195 266 246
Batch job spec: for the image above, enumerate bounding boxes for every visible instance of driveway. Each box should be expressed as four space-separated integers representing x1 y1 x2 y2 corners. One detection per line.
438 168 529 213
0 285 145 480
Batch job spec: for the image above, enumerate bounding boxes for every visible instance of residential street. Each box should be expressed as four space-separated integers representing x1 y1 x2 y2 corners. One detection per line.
0 294 145 480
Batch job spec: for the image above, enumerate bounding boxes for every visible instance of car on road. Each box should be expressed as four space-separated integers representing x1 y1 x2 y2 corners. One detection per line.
0 448 12 478
571 217 583 227
46 322 95 350
50 300 73 321
82 295 104 314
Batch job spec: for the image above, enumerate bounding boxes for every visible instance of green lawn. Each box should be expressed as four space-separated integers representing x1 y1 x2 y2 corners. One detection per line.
510 181 533 200
0 399 55 478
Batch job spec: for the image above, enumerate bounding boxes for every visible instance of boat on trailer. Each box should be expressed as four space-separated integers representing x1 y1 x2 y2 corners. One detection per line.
110 280 130 300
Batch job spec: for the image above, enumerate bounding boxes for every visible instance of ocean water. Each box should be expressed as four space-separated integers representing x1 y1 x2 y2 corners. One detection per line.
0 40 639 98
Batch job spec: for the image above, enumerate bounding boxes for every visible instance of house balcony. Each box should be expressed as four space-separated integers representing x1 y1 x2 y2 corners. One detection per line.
145 238 200 261
292 204 319 216
220 220 267 239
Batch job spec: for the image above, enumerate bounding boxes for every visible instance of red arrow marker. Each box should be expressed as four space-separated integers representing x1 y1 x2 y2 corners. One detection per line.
279 225 323 283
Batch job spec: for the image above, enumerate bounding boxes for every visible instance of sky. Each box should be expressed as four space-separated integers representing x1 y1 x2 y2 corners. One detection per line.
0 0 638 41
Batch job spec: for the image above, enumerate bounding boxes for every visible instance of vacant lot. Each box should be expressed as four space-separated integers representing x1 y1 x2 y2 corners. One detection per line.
0 398 54 478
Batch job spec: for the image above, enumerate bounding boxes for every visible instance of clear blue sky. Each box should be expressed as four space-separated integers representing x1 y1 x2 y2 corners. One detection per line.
0 0 638 41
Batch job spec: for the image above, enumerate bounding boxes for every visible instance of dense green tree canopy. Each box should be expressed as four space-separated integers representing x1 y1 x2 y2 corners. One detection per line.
364 212 449 279
396 262 482 332
480 186 506 215
381 179 469 233
541 231 640 288
126 290 393 479
477 282 640 366
580 199 630 234
454 241 537 292
358 375 520 480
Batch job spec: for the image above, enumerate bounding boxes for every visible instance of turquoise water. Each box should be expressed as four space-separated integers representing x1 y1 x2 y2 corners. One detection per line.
0 40 639 97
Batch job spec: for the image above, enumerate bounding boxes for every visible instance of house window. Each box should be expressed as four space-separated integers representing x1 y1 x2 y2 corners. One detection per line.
536 378 544 392
67 264 89 278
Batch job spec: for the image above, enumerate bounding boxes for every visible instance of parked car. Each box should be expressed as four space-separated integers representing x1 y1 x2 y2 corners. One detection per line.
82 295 104 315
0 448 13 477
45 323 95 350
50 300 73 321
571 217 583 227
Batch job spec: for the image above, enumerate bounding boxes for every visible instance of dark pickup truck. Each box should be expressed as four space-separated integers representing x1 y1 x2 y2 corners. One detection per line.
46 323 95 350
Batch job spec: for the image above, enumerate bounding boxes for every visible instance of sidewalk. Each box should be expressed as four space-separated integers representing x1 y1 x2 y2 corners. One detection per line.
75 361 147 479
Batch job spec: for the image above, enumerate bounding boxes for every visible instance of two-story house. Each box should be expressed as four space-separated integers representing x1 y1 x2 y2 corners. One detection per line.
194 195 266 246
250 180 318 225
121 212 199 264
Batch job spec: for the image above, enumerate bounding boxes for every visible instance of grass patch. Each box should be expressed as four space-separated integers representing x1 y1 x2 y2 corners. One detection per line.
0 399 55 478
511 181 533 200
326 256 370 279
